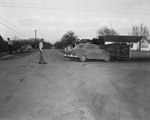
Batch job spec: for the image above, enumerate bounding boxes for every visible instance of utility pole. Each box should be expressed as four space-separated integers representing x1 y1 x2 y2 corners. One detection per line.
109 21 112 29
34 30 37 40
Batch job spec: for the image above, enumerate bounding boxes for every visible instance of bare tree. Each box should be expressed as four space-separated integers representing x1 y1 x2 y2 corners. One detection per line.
130 24 150 51
97 26 119 36
130 24 149 38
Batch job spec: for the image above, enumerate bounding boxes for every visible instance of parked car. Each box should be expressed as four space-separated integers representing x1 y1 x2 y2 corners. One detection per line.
17 44 32 53
64 43 110 62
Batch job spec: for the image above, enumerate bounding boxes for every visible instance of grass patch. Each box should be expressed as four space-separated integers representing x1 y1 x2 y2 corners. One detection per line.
0 49 38 60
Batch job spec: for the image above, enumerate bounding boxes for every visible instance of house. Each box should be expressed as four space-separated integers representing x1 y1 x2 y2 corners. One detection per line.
99 35 145 51
101 35 144 43
92 35 145 59
79 36 145 50
131 38 150 51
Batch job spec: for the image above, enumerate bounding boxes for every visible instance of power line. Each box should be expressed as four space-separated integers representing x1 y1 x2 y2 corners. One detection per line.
0 16 31 37
0 21 29 37
0 16 22 32
0 5 150 15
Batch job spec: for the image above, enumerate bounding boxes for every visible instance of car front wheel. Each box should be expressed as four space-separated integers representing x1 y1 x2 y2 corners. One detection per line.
104 54 110 62
80 55 87 62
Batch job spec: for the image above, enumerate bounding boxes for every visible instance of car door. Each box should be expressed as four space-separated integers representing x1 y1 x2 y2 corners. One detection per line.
93 45 103 59
87 45 101 59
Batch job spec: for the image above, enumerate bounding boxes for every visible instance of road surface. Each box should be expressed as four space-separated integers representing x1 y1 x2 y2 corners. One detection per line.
0 49 150 120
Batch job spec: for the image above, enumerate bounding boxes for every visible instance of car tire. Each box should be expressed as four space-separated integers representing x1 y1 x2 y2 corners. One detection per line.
104 54 110 62
80 55 87 62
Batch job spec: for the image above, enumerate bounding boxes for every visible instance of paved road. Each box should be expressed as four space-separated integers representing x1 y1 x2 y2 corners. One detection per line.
0 49 150 120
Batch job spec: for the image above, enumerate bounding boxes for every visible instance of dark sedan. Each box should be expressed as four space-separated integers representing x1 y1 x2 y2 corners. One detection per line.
17 45 32 53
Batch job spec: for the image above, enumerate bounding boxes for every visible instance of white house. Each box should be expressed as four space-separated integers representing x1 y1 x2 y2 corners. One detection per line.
131 38 150 51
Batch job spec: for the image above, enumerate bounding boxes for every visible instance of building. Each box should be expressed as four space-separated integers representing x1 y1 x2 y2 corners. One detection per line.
92 36 145 59
99 35 145 51
131 38 150 51
101 35 144 44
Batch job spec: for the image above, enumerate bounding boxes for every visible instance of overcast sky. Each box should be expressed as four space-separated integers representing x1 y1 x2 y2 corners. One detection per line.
0 0 150 43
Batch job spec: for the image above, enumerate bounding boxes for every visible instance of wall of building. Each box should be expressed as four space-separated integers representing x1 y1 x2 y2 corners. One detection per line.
131 41 150 51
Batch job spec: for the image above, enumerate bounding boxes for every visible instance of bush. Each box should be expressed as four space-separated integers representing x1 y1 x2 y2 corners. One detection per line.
0 38 52 52
54 41 65 49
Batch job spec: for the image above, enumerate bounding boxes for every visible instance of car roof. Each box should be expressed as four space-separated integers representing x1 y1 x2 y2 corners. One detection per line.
77 43 98 47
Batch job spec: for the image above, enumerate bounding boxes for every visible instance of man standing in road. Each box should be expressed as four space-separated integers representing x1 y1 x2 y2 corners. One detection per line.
7 38 13 55
39 38 47 64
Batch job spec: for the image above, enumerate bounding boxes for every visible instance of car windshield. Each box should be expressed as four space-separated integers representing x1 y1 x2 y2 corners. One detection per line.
74 44 84 49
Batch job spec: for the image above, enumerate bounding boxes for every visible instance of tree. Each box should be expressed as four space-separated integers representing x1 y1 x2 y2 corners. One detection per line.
0 35 4 42
12 36 20 41
130 24 149 38
0 35 6 52
93 26 118 45
97 26 119 36
54 41 65 49
130 24 150 51
92 37 105 45
61 30 78 47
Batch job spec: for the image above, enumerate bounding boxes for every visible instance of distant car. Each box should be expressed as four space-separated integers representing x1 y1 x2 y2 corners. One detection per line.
17 44 32 53
64 43 110 62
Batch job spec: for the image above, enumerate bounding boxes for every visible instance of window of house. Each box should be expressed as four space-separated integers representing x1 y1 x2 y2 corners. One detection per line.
130 44 133 48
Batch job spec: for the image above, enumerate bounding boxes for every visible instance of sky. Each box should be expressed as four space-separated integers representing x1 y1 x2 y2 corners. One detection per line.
0 0 150 44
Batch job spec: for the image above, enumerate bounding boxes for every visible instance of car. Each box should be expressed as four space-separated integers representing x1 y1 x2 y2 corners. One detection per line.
64 43 110 62
17 44 32 53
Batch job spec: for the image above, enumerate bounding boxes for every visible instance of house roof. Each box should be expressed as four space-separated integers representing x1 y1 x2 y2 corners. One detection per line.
79 39 92 43
146 39 150 43
101 36 144 43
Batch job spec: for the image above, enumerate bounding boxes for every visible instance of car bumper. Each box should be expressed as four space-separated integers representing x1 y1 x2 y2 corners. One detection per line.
64 54 79 58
